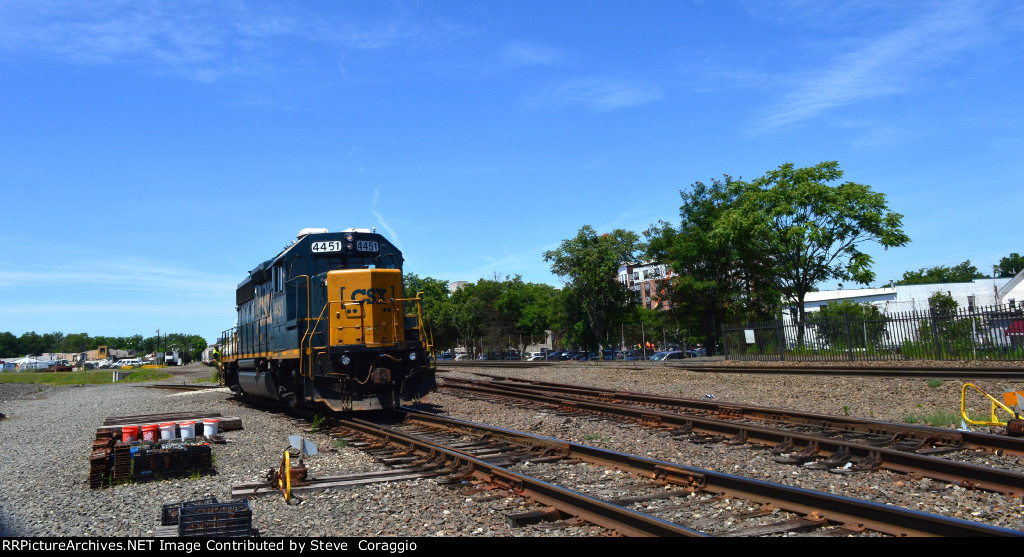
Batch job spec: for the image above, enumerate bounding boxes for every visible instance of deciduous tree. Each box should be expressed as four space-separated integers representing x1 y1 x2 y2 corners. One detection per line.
896 260 985 285
744 161 910 343
544 226 640 359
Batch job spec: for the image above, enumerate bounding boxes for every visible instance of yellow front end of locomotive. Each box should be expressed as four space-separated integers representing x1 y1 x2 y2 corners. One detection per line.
325 268 405 347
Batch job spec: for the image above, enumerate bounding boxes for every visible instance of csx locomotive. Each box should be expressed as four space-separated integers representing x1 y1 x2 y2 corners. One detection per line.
219 228 436 412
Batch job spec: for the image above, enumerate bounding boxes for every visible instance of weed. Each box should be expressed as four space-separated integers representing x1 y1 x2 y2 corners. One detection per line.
842 406 849 416
902 409 961 428
927 379 943 388
333 438 348 448
311 414 327 432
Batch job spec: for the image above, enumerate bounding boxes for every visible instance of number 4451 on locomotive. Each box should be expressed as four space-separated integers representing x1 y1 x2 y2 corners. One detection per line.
219 227 437 412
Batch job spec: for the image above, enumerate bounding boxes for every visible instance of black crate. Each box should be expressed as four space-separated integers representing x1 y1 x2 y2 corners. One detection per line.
178 499 252 537
160 497 220 526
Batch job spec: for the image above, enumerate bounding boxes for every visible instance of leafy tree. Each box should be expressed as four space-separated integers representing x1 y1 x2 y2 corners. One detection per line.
404 273 457 352
896 260 986 285
0 332 17 356
996 253 1024 278
17 332 46 356
807 301 888 348
912 291 976 358
499 277 557 357
744 161 910 343
646 176 776 353
544 226 641 359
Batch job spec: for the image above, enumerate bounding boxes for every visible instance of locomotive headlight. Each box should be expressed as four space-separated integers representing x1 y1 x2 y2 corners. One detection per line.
341 355 351 366
409 351 417 361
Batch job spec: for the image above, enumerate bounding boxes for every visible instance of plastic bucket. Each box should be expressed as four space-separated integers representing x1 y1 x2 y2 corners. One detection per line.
140 424 159 441
179 421 196 439
159 422 177 440
121 426 139 443
202 419 219 437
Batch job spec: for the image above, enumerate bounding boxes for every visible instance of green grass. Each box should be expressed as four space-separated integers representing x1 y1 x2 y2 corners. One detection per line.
927 379 943 388
0 369 172 385
903 409 963 427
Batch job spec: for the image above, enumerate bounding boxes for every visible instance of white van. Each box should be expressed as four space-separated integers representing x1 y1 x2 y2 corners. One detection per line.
118 358 142 368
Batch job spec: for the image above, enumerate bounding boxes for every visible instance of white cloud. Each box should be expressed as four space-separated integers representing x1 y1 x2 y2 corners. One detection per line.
531 77 663 111
757 3 992 131
371 187 402 249
501 41 562 67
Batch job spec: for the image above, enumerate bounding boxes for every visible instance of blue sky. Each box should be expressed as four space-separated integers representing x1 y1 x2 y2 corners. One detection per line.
1 1 1022 344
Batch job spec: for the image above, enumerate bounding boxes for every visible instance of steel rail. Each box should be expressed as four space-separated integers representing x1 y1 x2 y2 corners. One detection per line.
393 410 1022 537
458 374 1024 457
335 417 707 537
437 361 1024 379
440 380 1024 497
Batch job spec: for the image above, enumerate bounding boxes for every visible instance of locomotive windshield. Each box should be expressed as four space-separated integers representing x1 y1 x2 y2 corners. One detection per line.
311 254 401 275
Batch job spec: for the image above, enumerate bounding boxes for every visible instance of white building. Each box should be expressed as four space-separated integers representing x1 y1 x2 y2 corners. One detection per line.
779 272 1023 350
787 276 1015 319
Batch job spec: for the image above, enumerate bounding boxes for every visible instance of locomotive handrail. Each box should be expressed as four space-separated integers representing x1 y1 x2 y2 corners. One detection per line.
301 297 335 379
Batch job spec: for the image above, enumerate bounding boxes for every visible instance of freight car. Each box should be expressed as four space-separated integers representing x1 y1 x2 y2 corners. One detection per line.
219 228 436 412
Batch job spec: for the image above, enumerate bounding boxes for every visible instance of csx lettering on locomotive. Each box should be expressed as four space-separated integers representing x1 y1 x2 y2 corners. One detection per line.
218 227 436 412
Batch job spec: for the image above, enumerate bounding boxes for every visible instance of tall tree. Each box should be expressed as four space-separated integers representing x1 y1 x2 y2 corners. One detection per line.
896 260 986 285
646 176 775 353
498 277 557 357
996 253 1024 278
744 161 910 343
544 226 640 359
403 273 456 352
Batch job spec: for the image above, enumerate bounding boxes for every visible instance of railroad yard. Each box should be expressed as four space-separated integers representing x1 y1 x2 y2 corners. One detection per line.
2 360 1024 537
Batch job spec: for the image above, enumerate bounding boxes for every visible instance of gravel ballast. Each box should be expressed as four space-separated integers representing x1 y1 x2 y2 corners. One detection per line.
1 361 1022 537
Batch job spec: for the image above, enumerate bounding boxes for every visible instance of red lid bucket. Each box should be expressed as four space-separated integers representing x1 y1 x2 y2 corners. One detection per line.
202 419 220 436
178 420 196 439
158 422 177 440
121 426 139 443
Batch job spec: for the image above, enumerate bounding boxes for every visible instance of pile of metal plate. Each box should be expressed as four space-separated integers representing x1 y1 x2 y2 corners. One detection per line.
89 433 116 489
111 442 132 482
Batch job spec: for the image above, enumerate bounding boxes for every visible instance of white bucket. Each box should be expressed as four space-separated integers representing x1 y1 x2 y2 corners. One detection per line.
203 419 219 436
159 422 176 440
179 421 196 439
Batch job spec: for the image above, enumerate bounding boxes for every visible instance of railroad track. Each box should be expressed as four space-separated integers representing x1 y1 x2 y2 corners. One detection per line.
437 361 1024 379
439 375 1024 497
300 411 1020 537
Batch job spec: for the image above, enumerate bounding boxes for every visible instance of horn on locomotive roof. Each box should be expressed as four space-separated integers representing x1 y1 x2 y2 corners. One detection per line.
296 228 329 239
